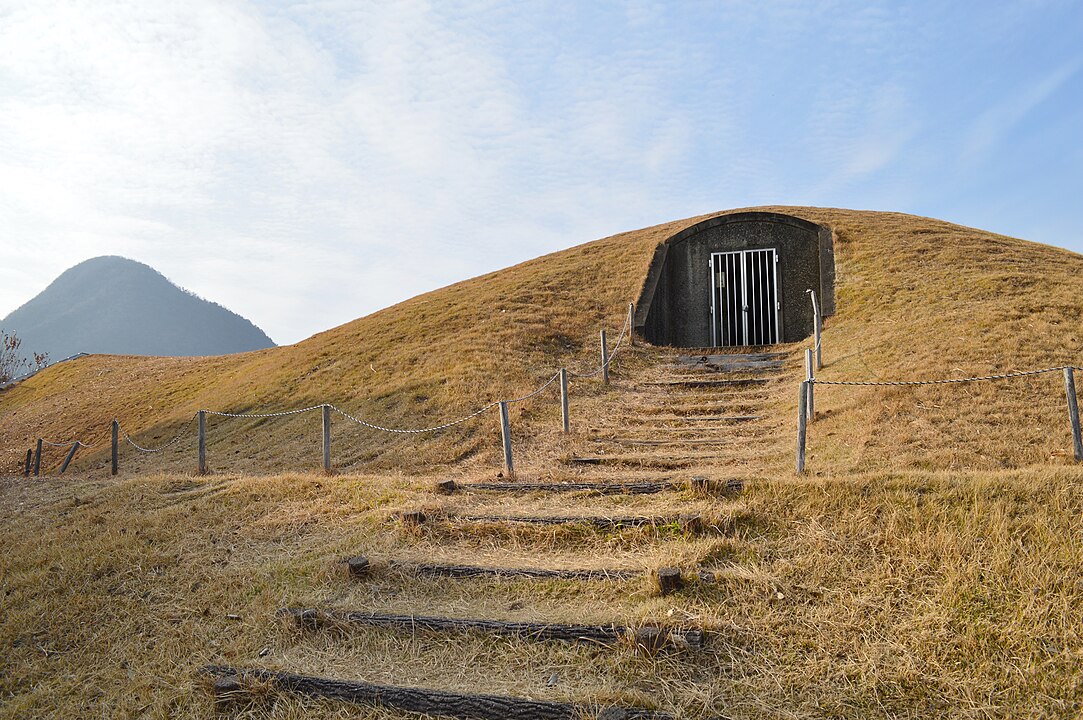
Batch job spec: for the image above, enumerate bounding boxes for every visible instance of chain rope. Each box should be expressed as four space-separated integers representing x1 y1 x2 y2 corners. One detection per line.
118 413 198 453
330 402 498 435
506 370 561 404
812 366 1072 386
568 311 630 378
201 405 326 418
7 307 638 450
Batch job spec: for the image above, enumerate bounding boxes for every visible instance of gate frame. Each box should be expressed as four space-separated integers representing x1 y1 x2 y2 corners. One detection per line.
709 248 782 347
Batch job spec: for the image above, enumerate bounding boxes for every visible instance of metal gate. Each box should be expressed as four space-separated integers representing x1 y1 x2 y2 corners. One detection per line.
710 249 781 347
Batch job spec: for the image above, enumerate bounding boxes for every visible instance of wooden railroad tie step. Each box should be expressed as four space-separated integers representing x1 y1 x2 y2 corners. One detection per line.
281 608 705 651
641 378 770 388
435 477 742 496
394 512 715 534
565 456 692 469
590 438 751 446
673 355 784 373
204 666 676 720
344 557 694 596
436 479 682 495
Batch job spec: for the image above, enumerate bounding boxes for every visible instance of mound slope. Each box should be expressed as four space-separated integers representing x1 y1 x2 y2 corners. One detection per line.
2 207 1082 475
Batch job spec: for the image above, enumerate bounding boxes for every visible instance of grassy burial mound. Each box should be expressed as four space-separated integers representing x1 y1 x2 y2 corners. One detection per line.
3 207 1083 476
3 208 1083 719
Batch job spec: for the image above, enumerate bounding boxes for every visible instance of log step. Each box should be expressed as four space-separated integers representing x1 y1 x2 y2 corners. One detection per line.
351 557 645 581
630 415 763 423
395 512 713 533
282 608 704 650
204 666 674 719
590 438 747 446
345 558 716 597
436 479 683 495
675 352 786 363
675 360 783 373
439 513 710 530
641 378 770 388
565 456 692 469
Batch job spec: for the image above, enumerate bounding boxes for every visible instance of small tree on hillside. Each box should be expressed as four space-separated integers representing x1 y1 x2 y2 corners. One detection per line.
1 330 48 385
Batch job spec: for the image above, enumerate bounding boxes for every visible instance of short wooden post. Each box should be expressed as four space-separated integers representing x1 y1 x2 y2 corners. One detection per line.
804 348 815 422
197 410 207 475
656 567 683 596
346 556 371 578
322 404 332 473
111 420 118 476
59 442 79 474
1064 367 1083 461
559 368 570 433
23 449 32 477
600 329 609 385
498 401 514 477
33 439 42 477
628 302 635 347
796 381 808 473
809 290 823 370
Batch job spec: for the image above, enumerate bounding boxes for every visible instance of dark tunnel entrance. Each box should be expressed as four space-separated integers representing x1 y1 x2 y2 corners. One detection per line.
634 212 835 348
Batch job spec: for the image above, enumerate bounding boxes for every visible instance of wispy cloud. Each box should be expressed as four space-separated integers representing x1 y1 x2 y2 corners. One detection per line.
962 56 1083 164
0 0 1081 343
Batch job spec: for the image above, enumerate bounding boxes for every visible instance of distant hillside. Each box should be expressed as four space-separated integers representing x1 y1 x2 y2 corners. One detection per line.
1 256 275 359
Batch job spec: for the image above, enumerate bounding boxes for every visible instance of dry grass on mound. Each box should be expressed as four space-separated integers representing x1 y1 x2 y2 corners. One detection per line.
2 467 1082 718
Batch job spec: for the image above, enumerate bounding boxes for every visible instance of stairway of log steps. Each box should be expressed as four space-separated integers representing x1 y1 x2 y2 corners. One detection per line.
206 351 789 719
568 351 788 475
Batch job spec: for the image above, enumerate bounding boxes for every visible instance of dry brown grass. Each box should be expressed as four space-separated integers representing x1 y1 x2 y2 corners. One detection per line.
2 468 1081 718
3 207 1083 718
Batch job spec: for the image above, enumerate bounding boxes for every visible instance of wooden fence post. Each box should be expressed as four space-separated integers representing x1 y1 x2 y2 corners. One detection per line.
1064 367 1083 461
111 420 118 476
809 290 823 370
628 302 635 347
59 442 79 474
796 381 808 473
805 348 815 422
23 449 32 477
322 404 332 474
559 368 570 433
600 329 609 385
198 410 207 475
498 401 514 477
33 439 42 477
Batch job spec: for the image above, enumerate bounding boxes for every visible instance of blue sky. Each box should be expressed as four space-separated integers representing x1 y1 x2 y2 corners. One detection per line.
1 0 1081 344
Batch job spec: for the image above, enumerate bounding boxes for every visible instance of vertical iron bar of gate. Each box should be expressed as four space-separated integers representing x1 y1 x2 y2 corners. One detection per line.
732 251 740 344
1064 367 1083 461
740 251 748 344
758 251 766 344
773 251 783 343
709 254 717 347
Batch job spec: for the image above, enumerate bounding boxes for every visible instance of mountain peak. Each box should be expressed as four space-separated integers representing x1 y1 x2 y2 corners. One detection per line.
2 256 276 358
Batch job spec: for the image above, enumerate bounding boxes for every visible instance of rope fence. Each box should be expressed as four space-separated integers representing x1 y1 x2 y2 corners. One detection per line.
795 361 1083 472
9 304 639 479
